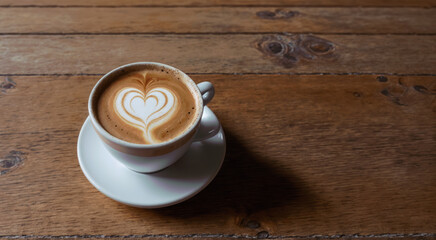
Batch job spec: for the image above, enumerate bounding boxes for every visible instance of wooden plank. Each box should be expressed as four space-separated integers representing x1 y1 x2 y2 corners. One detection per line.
0 0 434 7
0 7 435 34
0 237 435 240
0 75 435 235
0 34 435 75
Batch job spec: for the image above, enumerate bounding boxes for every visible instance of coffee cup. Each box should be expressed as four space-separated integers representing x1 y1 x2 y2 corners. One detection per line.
88 62 217 173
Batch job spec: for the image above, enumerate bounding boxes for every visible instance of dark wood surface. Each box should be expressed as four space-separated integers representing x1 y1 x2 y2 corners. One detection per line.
0 0 434 7
1 35 435 74
1 7 435 34
0 0 435 239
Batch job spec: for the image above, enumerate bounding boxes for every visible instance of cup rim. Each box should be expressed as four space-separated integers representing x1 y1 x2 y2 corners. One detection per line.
88 62 204 149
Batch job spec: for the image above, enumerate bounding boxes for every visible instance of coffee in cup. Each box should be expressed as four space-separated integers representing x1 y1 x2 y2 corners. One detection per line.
97 69 200 144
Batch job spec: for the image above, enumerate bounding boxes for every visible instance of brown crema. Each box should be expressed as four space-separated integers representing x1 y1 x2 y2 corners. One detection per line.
97 70 199 144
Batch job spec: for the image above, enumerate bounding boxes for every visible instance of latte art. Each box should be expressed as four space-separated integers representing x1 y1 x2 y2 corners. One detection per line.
97 70 199 144
114 87 176 143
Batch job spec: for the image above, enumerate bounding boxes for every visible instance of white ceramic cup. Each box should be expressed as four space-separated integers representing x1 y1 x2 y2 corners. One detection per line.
88 62 217 173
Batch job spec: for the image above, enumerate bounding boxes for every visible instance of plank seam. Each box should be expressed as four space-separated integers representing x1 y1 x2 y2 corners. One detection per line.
0 233 435 239
1 73 435 76
0 5 435 8
0 33 435 36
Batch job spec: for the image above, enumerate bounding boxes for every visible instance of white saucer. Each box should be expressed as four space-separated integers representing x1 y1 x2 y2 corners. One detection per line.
77 107 226 208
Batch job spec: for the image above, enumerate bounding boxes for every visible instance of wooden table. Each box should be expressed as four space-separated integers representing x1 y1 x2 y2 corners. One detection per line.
0 0 435 239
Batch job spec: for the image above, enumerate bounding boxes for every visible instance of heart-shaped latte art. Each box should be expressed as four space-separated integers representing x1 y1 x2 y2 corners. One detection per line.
114 87 176 143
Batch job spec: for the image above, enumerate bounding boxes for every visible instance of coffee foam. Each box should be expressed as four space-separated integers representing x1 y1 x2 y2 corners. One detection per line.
97 70 199 144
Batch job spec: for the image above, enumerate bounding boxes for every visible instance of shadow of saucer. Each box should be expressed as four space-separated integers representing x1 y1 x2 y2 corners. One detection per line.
122 129 320 225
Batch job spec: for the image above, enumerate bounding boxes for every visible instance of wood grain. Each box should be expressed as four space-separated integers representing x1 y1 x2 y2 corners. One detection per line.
1 7 435 34
1 237 435 240
0 0 434 7
0 34 435 75
0 74 435 235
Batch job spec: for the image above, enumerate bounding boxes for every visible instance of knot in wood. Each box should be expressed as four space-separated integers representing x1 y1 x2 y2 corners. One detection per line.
267 42 285 54
1 77 16 94
377 76 388 82
413 85 436 95
239 218 261 229
304 39 335 55
255 34 336 68
0 150 26 176
353 92 362 97
256 231 269 239
256 9 299 20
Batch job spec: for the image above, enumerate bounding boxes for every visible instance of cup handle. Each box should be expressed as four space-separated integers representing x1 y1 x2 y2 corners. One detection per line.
193 82 219 141
197 81 215 105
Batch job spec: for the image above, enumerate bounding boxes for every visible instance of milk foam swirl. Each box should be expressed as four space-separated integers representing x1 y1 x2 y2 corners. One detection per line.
114 87 177 143
97 70 198 145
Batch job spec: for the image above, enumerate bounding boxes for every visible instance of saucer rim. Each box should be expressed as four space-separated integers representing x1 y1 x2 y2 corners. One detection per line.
77 109 226 208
